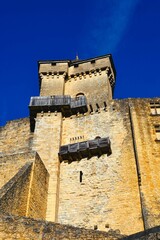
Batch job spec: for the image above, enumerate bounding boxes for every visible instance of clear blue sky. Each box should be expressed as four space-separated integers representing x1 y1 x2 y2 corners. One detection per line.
0 0 160 126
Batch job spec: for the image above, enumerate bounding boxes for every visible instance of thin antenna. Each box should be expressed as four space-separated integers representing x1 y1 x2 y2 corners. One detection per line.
76 53 79 61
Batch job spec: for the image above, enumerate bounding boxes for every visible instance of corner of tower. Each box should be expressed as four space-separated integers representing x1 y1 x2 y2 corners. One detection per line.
38 59 70 96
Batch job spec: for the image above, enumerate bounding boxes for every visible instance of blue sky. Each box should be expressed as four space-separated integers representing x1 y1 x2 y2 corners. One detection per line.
0 0 160 126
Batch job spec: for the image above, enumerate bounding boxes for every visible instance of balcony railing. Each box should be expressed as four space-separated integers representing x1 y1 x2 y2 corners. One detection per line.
29 95 88 131
59 137 111 162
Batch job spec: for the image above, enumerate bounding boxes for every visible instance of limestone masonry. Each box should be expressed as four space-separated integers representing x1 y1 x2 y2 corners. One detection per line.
0 54 160 239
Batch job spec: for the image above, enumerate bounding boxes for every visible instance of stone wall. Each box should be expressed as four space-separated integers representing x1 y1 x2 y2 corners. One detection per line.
0 152 49 220
38 55 114 107
58 99 144 235
1 212 160 240
1 99 160 236
0 151 35 189
32 112 62 222
39 61 68 96
130 98 160 229
2 54 160 238
0 118 33 156
65 70 112 108
0 162 32 216
0 212 124 240
25 153 49 220
68 57 114 78
124 226 160 240
40 74 65 96
39 61 68 74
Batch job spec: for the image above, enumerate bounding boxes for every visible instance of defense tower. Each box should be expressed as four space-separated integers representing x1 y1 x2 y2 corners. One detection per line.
2 54 160 237
29 54 116 224
29 54 143 233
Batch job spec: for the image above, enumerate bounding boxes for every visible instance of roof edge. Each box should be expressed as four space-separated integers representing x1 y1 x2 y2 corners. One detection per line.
37 53 116 77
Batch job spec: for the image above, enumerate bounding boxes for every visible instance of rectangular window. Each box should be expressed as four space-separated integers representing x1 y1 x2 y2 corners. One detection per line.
155 125 160 140
91 59 95 64
150 102 160 115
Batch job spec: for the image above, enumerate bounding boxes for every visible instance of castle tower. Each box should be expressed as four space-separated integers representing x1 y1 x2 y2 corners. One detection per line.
2 53 160 237
29 54 144 234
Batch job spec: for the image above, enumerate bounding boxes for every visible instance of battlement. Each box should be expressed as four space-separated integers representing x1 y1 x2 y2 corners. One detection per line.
38 54 116 99
38 54 116 76
68 54 116 88
38 60 69 74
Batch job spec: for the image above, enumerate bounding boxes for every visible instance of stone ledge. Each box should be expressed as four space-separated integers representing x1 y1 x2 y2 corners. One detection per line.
123 226 160 240
0 212 125 240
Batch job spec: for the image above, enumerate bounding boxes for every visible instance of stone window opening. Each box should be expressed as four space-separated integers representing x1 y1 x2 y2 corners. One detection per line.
76 93 85 100
112 105 116 111
51 62 56 66
104 101 107 110
150 102 160 115
105 223 109 228
154 125 160 140
96 103 100 113
89 104 93 113
96 103 100 112
80 171 83 183
94 225 98 230
91 59 95 64
95 136 101 139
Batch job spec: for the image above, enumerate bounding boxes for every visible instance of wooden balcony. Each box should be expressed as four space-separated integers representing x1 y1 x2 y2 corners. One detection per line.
59 137 111 162
29 95 88 132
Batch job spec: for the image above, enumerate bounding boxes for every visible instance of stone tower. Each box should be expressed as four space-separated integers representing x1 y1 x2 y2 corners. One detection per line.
30 55 116 223
29 54 143 234
1 54 160 238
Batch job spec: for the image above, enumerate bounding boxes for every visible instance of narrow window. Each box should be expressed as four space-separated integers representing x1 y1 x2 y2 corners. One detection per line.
112 105 116 111
80 171 83 182
104 101 107 108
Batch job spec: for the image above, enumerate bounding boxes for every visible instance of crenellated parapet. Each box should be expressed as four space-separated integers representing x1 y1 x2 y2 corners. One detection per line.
67 66 115 88
68 54 116 90
38 61 69 96
39 71 67 89
38 54 116 99
38 60 69 74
